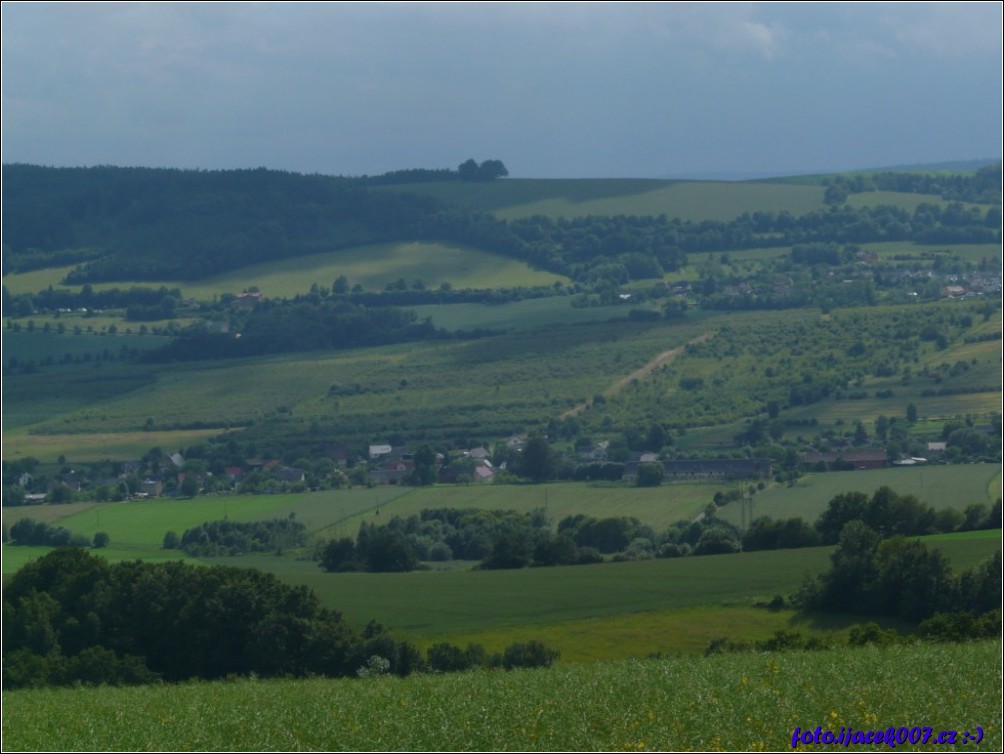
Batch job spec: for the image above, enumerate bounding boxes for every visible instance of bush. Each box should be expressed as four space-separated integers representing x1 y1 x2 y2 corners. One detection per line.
635 463 664 487
501 640 559 670
693 526 740 556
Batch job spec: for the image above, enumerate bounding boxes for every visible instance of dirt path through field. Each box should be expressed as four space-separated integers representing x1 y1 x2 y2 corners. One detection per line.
560 331 712 419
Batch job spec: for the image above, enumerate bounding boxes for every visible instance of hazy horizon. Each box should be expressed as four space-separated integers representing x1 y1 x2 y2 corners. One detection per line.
2 2 1001 179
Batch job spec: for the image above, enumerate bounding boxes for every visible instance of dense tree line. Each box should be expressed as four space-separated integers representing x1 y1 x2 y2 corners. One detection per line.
142 299 438 361
9 284 183 315
319 508 609 573
8 518 91 548
824 162 1001 205
318 505 753 572
168 517 307 557
739 487 1000 555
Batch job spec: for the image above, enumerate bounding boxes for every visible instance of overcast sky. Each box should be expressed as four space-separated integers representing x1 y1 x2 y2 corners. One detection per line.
2 2 1001 178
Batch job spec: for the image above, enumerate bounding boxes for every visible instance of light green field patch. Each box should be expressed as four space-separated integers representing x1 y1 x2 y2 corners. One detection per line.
425 606 823 662
175 241 568 298
920 528 1002 543
32 487 412 550
1 264 79 295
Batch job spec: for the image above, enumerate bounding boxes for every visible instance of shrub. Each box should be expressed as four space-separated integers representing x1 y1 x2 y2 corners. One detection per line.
501 640 560 670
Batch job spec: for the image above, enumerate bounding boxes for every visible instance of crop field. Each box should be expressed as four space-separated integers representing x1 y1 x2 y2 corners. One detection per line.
381 178 828 221
210 533 997 640
3 640 1000 752
716 464 1002 528
414 604 888 663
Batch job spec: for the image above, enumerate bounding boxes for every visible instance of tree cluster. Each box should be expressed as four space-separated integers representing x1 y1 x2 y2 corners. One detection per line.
458 159 509 181
2 548 426 689
169 517 307 557
8 518 91 548
824 163 1001 205
319 508 607 573
797 521 1000 623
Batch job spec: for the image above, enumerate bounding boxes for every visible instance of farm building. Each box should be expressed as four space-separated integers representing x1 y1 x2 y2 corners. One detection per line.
802 449 888 470
624 458 773 481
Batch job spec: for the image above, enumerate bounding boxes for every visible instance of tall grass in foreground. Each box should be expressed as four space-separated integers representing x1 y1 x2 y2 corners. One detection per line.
3 641 999 751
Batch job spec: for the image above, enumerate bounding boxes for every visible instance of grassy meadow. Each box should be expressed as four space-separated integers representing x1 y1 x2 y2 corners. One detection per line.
3 640 1000 752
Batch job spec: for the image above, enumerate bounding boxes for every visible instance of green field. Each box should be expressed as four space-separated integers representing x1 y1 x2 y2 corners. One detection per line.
3 640 999 752
9 524 994 651
380 178 828 221
717 464 1003 527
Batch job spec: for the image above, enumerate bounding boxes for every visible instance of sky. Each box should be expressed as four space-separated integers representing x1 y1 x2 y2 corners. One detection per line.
2 2 1001 179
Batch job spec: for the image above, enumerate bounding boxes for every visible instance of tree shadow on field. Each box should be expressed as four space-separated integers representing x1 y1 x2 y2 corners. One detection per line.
787 610 916 635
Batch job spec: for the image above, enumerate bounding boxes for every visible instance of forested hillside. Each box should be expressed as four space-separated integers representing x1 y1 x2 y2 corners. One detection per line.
3 163 1000 289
